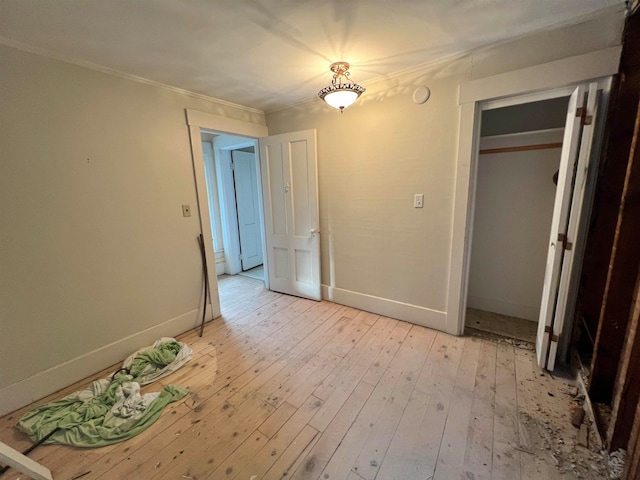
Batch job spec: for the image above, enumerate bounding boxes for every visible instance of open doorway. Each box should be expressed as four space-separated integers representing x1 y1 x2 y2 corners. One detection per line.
465 97 569 344
200 132 266 282
186 109 332 321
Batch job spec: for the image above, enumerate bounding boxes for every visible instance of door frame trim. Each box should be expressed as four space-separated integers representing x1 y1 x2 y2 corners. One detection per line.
186 109 268 319
447 47 621 336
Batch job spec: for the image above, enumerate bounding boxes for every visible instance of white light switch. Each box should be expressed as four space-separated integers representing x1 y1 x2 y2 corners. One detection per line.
414 194 424 208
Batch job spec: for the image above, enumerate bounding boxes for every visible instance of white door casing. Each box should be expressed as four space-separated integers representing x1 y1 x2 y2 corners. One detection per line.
259 129 321 301
232 150 264 271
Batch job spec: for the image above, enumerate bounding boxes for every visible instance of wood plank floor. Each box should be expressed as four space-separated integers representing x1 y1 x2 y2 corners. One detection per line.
0 275 610 479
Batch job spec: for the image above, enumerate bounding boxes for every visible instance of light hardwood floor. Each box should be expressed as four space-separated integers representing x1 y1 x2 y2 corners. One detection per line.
0 275 607 479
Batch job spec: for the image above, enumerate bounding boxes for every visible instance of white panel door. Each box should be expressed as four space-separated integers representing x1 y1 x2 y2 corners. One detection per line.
232 150 263 271
259 129 321 300
536 85 586 368
546 83 600 371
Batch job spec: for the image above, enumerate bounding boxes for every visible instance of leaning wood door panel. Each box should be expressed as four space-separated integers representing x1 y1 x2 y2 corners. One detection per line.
536 85 586 369
259 130 321 300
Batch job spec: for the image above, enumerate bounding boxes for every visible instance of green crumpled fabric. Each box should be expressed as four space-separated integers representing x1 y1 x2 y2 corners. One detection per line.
17 341 190 447
129 340 183 379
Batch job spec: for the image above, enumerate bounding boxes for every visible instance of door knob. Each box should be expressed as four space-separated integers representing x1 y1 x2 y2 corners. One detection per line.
310 228 320 235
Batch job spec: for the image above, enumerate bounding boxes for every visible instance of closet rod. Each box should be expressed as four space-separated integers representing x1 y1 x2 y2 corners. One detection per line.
479 142 563 155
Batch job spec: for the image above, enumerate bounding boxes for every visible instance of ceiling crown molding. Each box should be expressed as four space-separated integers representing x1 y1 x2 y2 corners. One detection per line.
0 36 265 116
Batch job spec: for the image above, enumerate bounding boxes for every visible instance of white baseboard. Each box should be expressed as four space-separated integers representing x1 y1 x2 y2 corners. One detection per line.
0 306 213 417
322 285 447 332
215 261 226 276
466 295 538 321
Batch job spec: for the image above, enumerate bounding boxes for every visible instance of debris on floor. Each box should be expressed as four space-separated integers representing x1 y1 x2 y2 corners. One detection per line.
608 449 626 480
578 424 589 448
464 327 535 350
461 333 629 478
571 406 586 428
514 354 621 479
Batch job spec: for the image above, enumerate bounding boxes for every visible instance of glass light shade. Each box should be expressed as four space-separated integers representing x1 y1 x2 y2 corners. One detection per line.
324 90 359 110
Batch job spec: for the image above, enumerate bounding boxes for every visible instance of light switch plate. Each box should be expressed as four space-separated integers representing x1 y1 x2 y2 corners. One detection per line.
414 194 424 208
182 204 191 217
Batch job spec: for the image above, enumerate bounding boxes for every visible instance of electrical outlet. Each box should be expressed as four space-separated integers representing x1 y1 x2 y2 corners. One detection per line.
414 194 424 208
182 204 191 217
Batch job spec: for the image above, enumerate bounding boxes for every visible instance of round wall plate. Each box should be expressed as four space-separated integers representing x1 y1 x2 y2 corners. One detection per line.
412 86 431 104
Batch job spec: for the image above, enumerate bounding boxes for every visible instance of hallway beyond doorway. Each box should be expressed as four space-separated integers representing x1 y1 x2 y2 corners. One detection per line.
238 264 264 281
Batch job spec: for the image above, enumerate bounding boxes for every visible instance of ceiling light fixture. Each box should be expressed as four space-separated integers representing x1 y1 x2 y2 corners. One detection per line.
318 62 365 113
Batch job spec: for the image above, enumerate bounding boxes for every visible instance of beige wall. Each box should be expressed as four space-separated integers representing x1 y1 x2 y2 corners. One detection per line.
268 77 461 312
0 44 265 414
266 9 623 325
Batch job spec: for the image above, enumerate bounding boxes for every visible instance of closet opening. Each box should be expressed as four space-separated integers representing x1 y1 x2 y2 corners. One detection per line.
465 96 570 345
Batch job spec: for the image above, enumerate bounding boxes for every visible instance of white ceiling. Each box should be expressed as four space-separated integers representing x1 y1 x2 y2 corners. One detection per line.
0 0 624 113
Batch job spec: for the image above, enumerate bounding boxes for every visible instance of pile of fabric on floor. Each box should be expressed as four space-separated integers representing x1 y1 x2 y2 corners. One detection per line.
17 337 192 447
